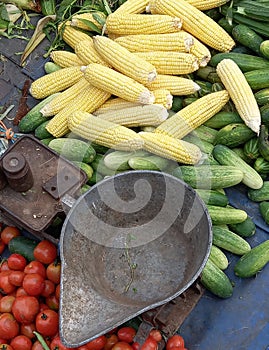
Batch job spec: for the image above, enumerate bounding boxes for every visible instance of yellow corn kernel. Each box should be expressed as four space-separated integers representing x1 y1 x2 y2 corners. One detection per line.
83 63 155 104
68 110 144 151
146 74 200 95
74 39 109 66
190 37 211 67
139 131 202 164
70 12 106 31
50 51 85 68
93 35 157 84
59 23 92 49
96 104 168 127
113 0 150 14
40 77 90 117
94 98 142 115
30 66 84 99
134 51 199 75
46 84 111 137
148 0 235 52
152 89 173 109
186 0 230 11
216 59 261 134
105 13 182 35
114 31 194 53
155 90 230 139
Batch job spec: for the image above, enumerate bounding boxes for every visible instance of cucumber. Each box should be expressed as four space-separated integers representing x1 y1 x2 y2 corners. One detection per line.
90 142 110 155
182 134 214 154
209 245 229 270
199 153 219 166
48 138 96 164
87 170 104 185
128 155 171 171
258 124 269 161
218 17 235 35
103 151 134 171
40 137 55 146
232 0 269 22
44 62 61 74
254 88 269 106
195 189 229 207
207 206 248 225
234 240 269 278
192 125 218 144
244 69 269 90
8 236 39 261
72 161 94 181
200 259 233 299
254 157 269 174
248 181 269 202
260 40 269 59
171 96 183 112
232 147 253 164
18 93 60 133
228 216 256 238
243 137 260 160
213 144 263 189
79 184 91 195
172 165 244 189
261 104 269 125
34 120 53 140
203 111 242 129
213 123 256 148
259 201 269 224
231 45 253 54
231 24 264 55
91 154 120 176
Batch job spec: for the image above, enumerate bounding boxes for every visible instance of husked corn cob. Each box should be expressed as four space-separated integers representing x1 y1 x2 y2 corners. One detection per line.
30 66 84 99
189 37 211 67
75 39 110 66
186 0 230 11
97 104 168 127
59 23 92 49
216 59 261 134
70 12 106 31
139 131 202 164
148 0 235 52
114 32 194 53
46 84 111 137
113 0 149 14
40 77 90 117
134 51 199 75
83 63 155 104
93 36 157 84
105 13 182 35
50 51 85 68
155 90 230 139
68 110 144 151
152 89 173 109
146 75 200 95
94 98 142 115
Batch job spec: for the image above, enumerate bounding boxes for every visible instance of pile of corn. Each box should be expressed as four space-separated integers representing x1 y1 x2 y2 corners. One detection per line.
28 0 261 165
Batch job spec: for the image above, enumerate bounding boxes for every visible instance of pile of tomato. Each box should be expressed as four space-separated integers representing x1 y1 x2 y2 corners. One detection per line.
0 225 188 350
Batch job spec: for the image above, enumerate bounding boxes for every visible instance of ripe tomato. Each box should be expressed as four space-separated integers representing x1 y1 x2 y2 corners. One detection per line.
7 254 27 271
166 335 184 350
1 226 20 245
0 312 19 340
22 273 45 296
117 327 136 344
50 335 74 350
0 344 14 350
0 240 5 255
10 334 32 350
24 261 46 279
8 271 25 287
0 338 7 345
15 287 28 297
104 334 118 350
0 271 16 294
34 240 57 265
0 261 10 272
35 309 59 337
12 295 40 324
39 303 50 312
131 342 140 350
45 294 59 311
20 322 36 339
140 337 158 350
55 284 60 300
111 342 133 350
149 330 162 343
46 261 61 284
41 279 55 298
86 335 107 350
0 296 15 313
32 340 46 350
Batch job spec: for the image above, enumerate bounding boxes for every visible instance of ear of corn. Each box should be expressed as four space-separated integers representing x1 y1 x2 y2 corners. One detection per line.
148 0 235 52
50 50 85 68
59 22 92 49
216 59 261 135
134 51 199 75
155 90 230 139
113 0 150 14
93 35 157 84
82 63 155 104
68 110 144 151
139 131 202 164
75 39 110 66
114 32 194 53
186 0 230 11
151 89 173 109
46 84 111 137
189 37 211 67
105 13 182 35
70 12 107 31
94 98 142 115
30 66 84 99
96 104 169 127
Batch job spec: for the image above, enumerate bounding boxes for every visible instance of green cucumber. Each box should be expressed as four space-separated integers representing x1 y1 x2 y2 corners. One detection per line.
231 45 253 54
258 125 269 161
248 181 269 202
34 120 53 140
213 144 263 189
244 69 269 90
44 62 61 74
228 216 256 238
91 154 120 176
18 93 60 133
90 142 110 155
103 151 134 171
171 96 183 112
128 155 171 171
234 240 269 278
254 88 269 106
48 138 96 164
259 201 269 224
195 189 229 207
40 137 55 146
203 111 242 129
182 134 214 154
218 17 235 35
261 104 269 125
200 259 233 299
207 206 248 225
199 154 219 166
243 137 260 160
209 245 229 270
72 161 93 181
254 157 269 174
172 165 244 190
231 24 264 55
232 147 253 164
213 123 256 148
260 40 269 59
87 170 104 185
8 236 39 261
192 125 218 144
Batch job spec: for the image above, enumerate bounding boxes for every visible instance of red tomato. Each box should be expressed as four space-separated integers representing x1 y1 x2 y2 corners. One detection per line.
45 294 59 311
11 295 40 324
46 261 61 284
166 335 184 350
0 344 14 350
35 309 59 337
0 338 6 345
0 271 16 294
111 342 133 350
10 334 32 350
86 335 107 350
117 327 136 344
20 322 36 339
24 261 46 279
7 254 27 271
34 240 57 265
0 261 10 272
50 335 74 350
15 287 28 297
131 342 140 350
22 273 45 296
55 284 60 300
39 303 50 312
8 271 25 287
0 240 5 255
104 335 118 350
1 226 20 245
41 279 55 297
149 330 162 343
0 312 19 340
140 337 158 350
32 340 46 350
0 296 15 313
